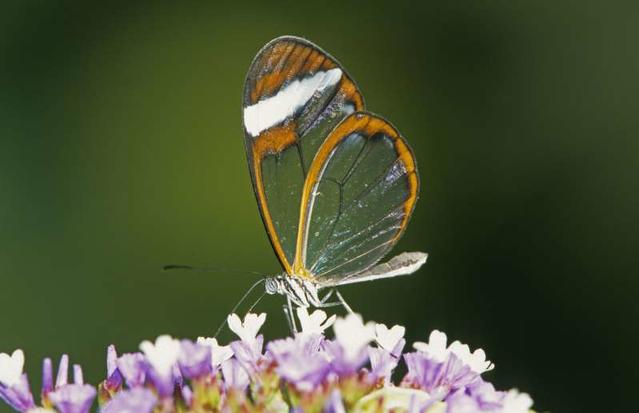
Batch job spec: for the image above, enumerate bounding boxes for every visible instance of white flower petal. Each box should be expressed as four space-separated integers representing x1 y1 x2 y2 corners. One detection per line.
0 349 24 387
414 330 494 374
375 323 405 352
308 309 326 325
244 313 267 338
413 330 448 362
501 389 533 413
227 313 266 343
197 337 234 367
429 330 448 355
139 335 180 377
227 314 243 339
333 313 375 360
323 315 337 331
448 341 471 361
449 340 493 373
469 348 494 373
297 308 336 335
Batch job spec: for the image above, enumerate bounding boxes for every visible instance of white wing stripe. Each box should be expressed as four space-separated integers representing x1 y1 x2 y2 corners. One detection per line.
243 68 343 137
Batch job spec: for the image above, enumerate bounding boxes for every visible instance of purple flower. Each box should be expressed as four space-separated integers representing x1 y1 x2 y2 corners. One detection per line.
221 359 249 391
103 345 122 392
180 384 193 407
139 335 181 397
403 352 478 400
55 355 70 388
0 375 35 412
369 347 400 383
465 380 505 410
172 364 184 389
73 365 84 385
115 353 146 388
444 390 470 413
41 354 74 404
178 340 212 379
322 340 365 376
0 312 534 413
48 384 96 413
44 357 95 413
41 354 85 406
414 330 494 375
0 349 36 412
446 382 533 413
323 389 345 413
368 323 406 383
267 332 323 358
229 335 264 376
143 369 174 399
196 337 234 370
323 313 375 375
41 358 53 401
101 388 157 413
225 313 267 377
267 335 330 391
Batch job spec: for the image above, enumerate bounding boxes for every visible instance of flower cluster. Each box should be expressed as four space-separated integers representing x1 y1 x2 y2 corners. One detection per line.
0 310 534 412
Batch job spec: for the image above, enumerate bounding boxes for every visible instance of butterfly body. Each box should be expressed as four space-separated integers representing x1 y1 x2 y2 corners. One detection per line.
242 36 427 317
264 275 322 307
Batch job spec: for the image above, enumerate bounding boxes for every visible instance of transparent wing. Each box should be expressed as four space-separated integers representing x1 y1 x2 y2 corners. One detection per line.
243 36 364 273
292 112 420 279
317 252 427 288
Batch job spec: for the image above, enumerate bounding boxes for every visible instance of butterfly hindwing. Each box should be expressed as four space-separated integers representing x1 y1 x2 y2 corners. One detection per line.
292 112 419 281
242 36 364 273
317 252 428 288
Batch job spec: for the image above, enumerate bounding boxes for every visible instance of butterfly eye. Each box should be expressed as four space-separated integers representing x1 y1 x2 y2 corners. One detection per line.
264 277 280 295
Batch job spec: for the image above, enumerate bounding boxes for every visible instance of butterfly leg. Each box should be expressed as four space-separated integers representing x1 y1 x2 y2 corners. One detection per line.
316 288 354 310
335 290 354 314
286 296 299 334
320 289 334 304
316 290 350 309
282 304 295 333
316 301 344 309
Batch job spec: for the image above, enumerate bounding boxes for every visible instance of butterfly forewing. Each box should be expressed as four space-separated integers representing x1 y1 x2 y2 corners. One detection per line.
243 36 364 273
292 112 419 281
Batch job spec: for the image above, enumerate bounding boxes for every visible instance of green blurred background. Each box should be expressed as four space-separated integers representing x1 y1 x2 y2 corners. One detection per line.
1 1 637 412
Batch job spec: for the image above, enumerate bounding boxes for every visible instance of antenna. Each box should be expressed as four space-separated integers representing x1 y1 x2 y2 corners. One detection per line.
162 263 270 338
162 264 264 277
213 278 266 339
245 291 267 314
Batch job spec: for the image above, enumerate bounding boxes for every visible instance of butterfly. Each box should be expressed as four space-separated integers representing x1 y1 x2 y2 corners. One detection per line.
242 36 427 329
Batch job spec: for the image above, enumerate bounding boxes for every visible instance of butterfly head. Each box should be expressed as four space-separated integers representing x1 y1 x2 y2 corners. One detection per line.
264 275 285 295
263 275 322 308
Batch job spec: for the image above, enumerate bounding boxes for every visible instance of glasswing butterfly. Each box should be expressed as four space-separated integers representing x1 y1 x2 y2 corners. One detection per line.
242 36 427 329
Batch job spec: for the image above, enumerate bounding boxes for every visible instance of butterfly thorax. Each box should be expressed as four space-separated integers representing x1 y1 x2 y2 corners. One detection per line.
264 275 322 307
